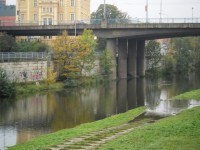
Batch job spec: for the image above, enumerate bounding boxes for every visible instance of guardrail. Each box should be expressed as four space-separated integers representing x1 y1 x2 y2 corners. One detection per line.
0 52 49 62
0 18 200 26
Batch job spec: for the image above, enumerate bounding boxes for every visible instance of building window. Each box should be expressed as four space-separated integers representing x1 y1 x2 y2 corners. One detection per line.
50 7 52 13
70 13 75 21
71 0 75 7
48 18 52 25
60 14 63 21
43 18 47 25
34 0 37 7
43 8 45 13
60 0 63 6
34 14 37 21
21 14 24 22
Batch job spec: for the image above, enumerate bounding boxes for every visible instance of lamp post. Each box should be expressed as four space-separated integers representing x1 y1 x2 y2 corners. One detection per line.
192 7 194 23
75 0 76 36
145 0 148 23
159 0 163 23
104 0 106 19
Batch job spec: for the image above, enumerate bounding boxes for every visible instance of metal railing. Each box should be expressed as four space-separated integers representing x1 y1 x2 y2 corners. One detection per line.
0 52 49 62
0 18 200 26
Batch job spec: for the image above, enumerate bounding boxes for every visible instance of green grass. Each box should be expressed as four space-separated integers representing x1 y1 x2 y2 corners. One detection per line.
171 89 200 100
8 107 145 150
16 82 64 96
98 106 200 150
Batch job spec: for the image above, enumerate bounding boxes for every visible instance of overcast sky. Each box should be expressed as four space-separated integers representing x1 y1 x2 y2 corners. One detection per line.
6 0 200 18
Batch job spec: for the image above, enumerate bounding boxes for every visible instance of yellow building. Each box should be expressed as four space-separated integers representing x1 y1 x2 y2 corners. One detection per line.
16 0 90 44
16 0 90 25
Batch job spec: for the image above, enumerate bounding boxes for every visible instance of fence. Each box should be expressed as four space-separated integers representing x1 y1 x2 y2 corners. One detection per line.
0 18 200 26
0 52 49 62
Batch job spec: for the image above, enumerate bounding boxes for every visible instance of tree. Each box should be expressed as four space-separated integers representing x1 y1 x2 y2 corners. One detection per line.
12 41 49 52
0 68 16 98
161 53 176 76
145 40 162 71
91 4 129 20
51 30 97 80
91 4 130 51
45 68 57 88
0 32 15 52
170 37 193 74
100 48 114 76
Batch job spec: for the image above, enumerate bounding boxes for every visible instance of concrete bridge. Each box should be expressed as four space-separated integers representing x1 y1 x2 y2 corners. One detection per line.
1 19 200 79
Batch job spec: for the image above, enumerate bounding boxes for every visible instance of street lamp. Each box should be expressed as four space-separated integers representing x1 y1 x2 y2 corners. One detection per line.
159 0 163 23
75 0 76 36
192 7 194 22
145 0 148 23
104 0 106 19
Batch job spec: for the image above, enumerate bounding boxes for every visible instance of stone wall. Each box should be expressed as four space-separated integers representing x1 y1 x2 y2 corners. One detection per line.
0 61 47 82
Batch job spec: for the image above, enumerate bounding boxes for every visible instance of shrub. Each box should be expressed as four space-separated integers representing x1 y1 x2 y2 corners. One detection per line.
0 69 16 98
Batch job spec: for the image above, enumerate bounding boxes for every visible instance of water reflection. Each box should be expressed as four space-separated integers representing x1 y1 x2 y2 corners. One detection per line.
0 76 200 150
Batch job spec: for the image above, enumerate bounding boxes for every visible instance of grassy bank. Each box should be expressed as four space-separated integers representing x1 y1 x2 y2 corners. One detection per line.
99 106 200 150
171 89 200 100
8 107 145 150
16 82 64 96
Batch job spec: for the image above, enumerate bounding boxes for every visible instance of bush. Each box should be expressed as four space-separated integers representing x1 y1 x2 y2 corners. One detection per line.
0 69 16 98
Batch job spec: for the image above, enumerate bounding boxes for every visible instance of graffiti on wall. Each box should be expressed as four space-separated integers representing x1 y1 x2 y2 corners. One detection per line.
0 61 47 82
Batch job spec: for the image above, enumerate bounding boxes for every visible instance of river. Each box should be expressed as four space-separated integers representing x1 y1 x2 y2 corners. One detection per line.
0 74 200 150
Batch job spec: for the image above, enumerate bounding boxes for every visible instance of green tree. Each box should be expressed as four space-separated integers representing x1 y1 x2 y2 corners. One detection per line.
170 37 193 74
100 48 114 76
161 53 176 76
145 40 162 72
91 4 129 20
0 32 15 52
12 41 49 52
0 68 16 98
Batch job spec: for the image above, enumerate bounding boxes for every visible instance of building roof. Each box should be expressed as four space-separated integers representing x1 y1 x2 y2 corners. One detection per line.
0 4 15 16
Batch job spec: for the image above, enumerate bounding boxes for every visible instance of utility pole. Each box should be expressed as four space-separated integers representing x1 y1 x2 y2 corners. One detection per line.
145 0 148 23
75 0 76 36
192 7 194 23
159 0 163 23
104 0 106 19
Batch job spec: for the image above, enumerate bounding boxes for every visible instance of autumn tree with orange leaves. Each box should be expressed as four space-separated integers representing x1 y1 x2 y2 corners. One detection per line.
51 30 97 81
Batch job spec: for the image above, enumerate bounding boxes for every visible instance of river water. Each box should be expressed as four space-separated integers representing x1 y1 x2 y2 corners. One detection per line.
0 75 200 150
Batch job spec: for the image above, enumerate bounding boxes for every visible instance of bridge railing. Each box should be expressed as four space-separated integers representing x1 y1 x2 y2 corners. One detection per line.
0 18 200 26
0 52 49 62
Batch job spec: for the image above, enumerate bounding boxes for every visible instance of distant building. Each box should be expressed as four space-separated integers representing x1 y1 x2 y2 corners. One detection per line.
0 0 6 5
16 0 90 25
0 4 16 26
15 0 90 44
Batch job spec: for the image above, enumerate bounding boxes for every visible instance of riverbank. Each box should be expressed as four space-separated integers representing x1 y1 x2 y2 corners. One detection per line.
171 89 200 100
8 107 146 150
8 87 200 150
15 82 64 96
99 106 200 150
8 105 200 150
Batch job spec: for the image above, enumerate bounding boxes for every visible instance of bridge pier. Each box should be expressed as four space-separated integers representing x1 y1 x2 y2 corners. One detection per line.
128 39 137 78
137 40 145 77
118 39 127 79
105 38 146 79
106 38 117 80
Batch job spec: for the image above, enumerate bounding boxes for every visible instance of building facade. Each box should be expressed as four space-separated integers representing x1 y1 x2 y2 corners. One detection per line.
16 0 90 25
0 4 16 26
0 0 6 5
